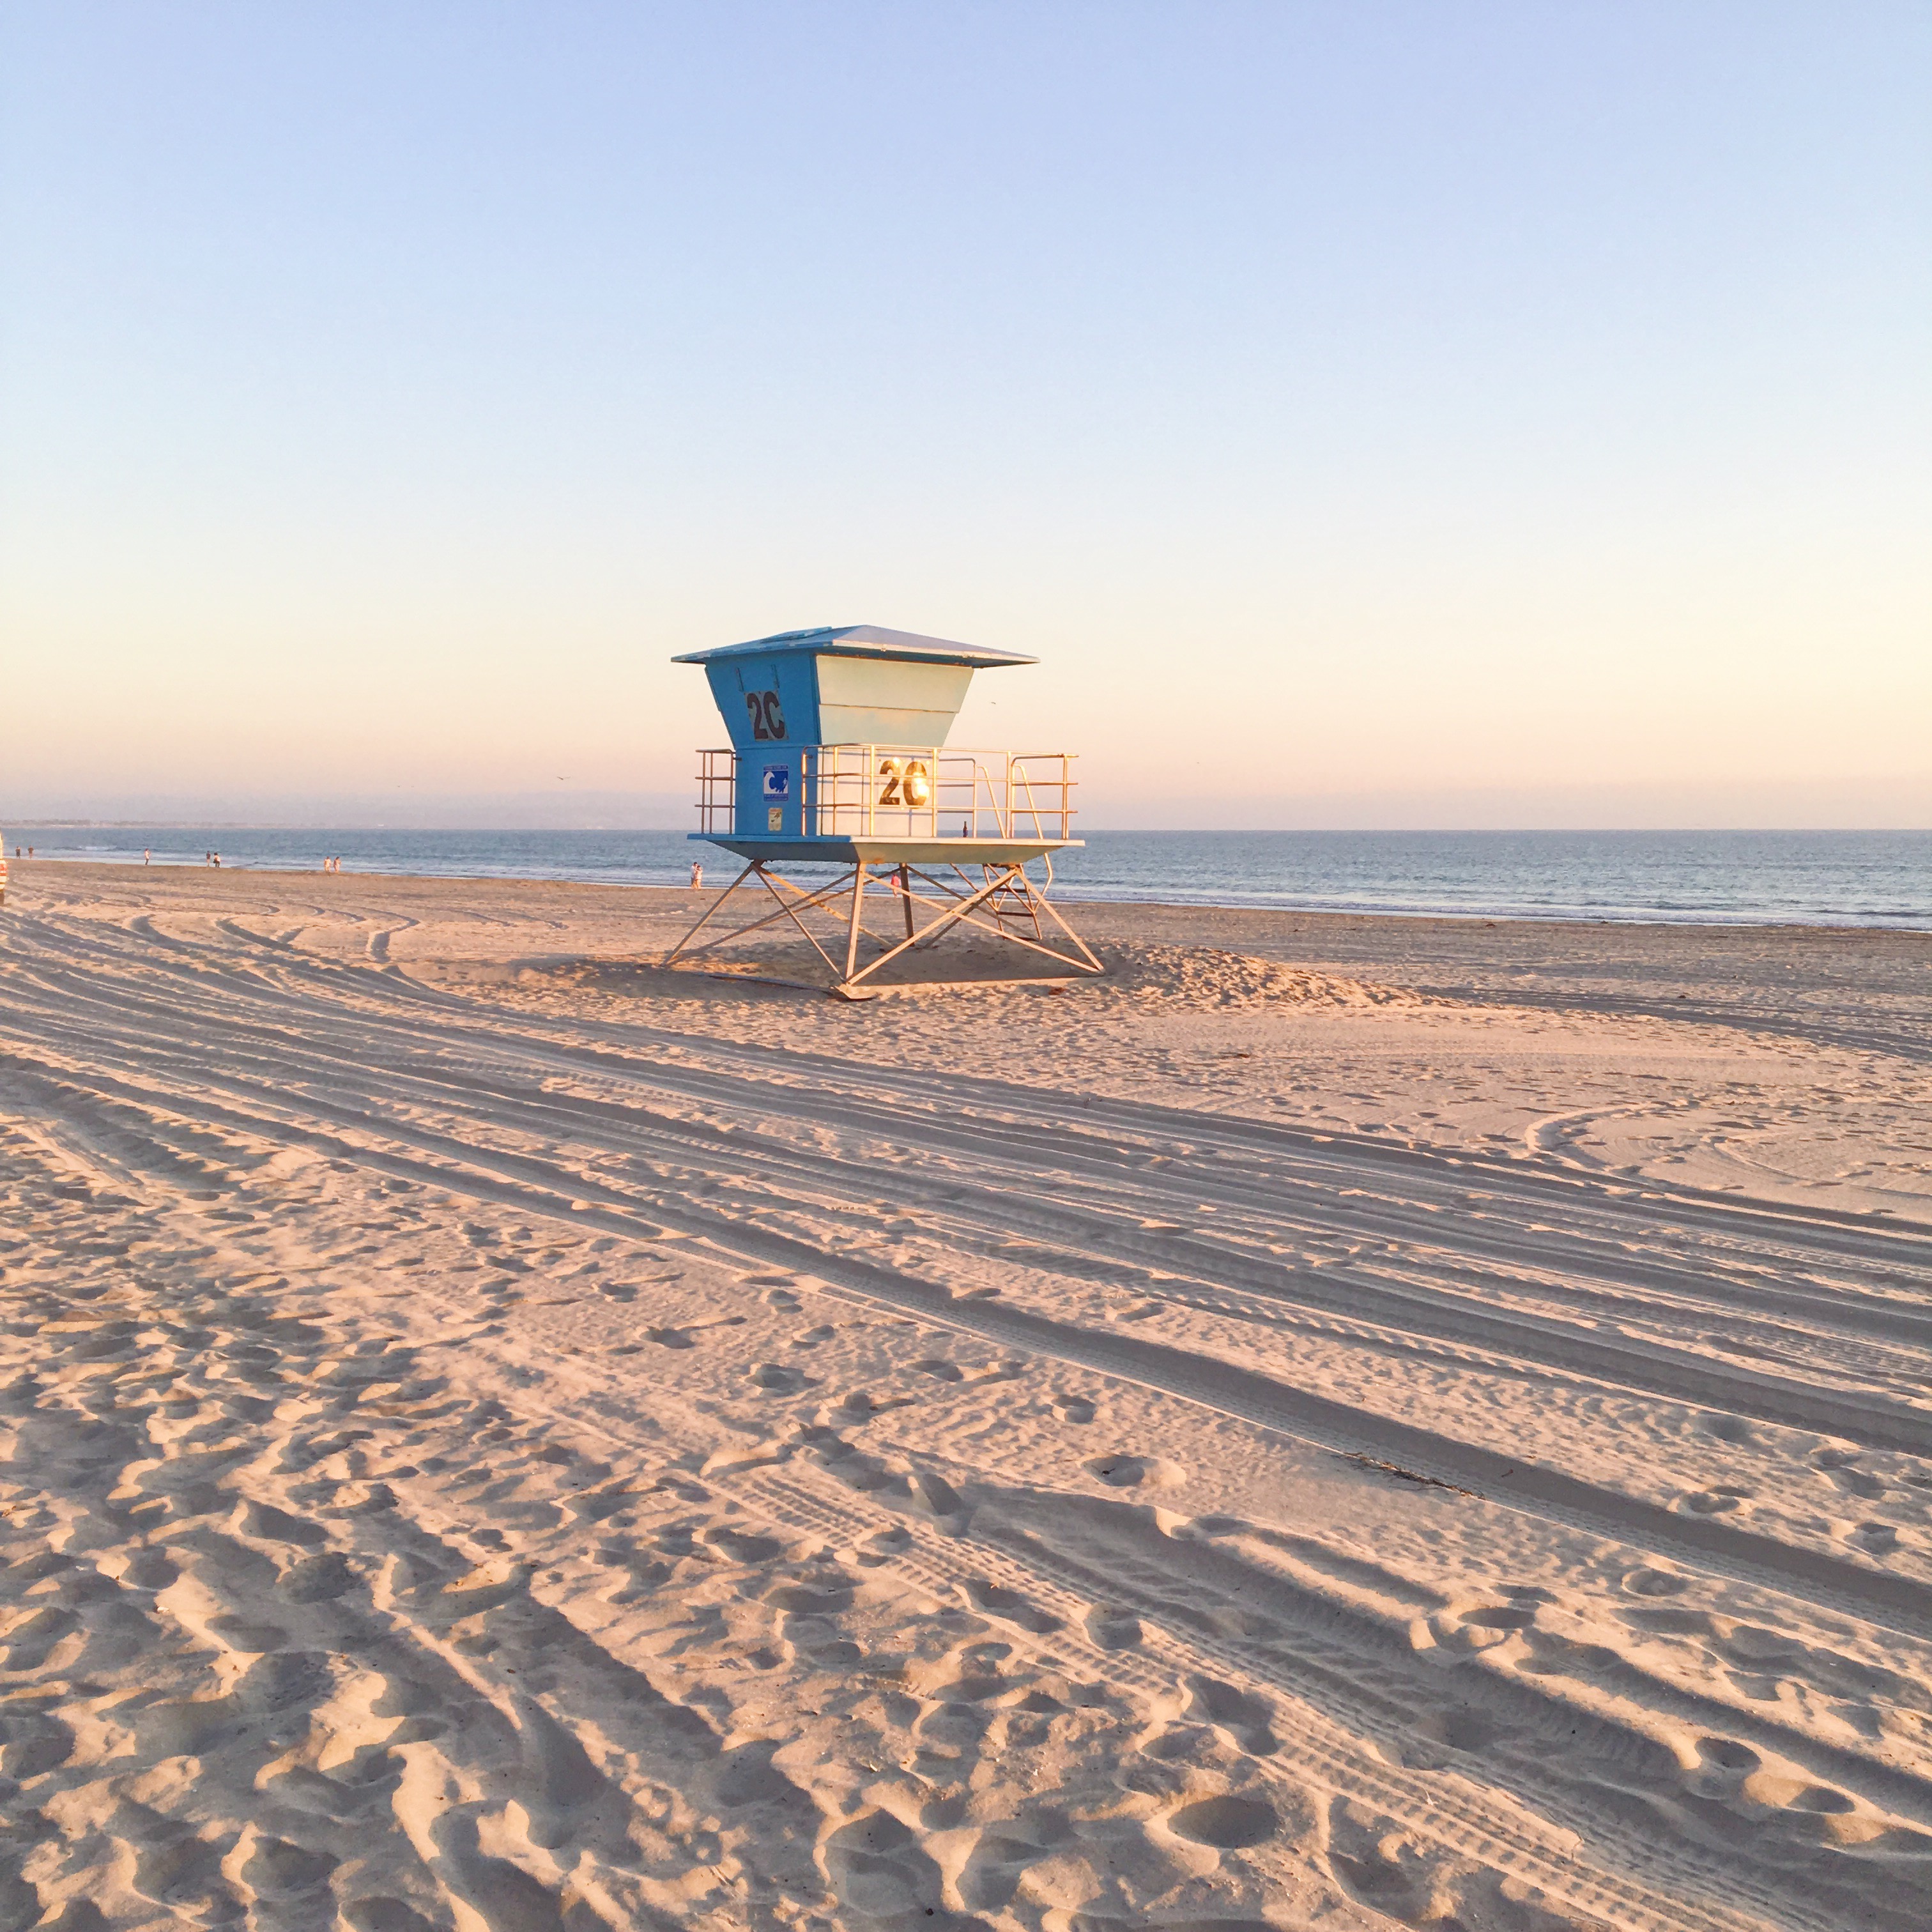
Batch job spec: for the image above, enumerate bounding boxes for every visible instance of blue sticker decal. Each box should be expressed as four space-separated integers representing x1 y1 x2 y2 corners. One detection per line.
762 764 790 800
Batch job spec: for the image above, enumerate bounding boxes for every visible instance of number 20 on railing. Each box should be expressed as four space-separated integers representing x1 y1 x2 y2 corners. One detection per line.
876 758 932 808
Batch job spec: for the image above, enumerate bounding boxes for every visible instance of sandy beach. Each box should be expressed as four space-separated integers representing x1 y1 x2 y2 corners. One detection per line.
1 860 1928 1932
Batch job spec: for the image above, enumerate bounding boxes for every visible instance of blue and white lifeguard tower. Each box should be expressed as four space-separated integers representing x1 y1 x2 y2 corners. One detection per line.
663 624 1103 998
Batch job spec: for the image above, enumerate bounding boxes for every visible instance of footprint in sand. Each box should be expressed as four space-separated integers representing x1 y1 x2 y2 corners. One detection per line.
700 1524 784 1565
119 1551 180 1591
1183 1675 1278 1755
763 1567 854 1614
819 1810 946 1923
1678 1485 1752 1515
1084 1604 1143 1650
238 1832 339 1901
1620 1602 1721 1642
1084 1452 1184 1491
241 1501 330 1548
906 1470 964 1517
279 1553 357 1605
1426 1598 1537 1657
747 1361 808 1393
1144 1721 1216 1763
1167 1793 1278 1849
1411 1703 1496 1754
959 1577 1062 1634
344 1894 436 1931
1684 1737 1867 1826
1811 1448 1889 1499
652 1472 710 1503
1697 1413 1758 1446
1686 1736 1761 1798
1623 1564 1690 1597
1324 1798 1438 1921
1 1713 75 1781
856 1524 911 1568
954 1820 1070 1913
1740 1773 1860 1817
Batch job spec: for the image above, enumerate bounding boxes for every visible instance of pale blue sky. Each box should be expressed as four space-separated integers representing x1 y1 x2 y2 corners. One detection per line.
4 3 1927 826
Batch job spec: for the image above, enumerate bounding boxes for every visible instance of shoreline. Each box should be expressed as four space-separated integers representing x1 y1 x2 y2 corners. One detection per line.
10 854 1932 937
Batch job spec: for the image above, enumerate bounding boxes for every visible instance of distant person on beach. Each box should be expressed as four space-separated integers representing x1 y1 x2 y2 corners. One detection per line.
144 849 151 866
690 861 703 889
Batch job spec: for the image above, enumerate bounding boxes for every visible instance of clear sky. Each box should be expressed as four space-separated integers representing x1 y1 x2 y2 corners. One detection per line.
4 3 1927 828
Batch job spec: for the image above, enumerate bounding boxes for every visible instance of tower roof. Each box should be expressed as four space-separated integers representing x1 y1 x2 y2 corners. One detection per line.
671 624 1034 668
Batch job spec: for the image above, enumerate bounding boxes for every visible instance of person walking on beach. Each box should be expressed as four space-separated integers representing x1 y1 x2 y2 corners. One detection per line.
690 861 703 889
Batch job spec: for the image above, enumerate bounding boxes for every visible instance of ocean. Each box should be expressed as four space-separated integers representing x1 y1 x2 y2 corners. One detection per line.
10 826 1929 930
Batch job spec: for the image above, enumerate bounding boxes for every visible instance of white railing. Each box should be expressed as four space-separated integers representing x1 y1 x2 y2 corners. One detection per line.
695 747 737 834
808 746 1076 841
692 746 1077 841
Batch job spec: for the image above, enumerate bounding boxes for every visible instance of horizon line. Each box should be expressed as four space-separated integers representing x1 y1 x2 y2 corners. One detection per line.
8 822 1928 838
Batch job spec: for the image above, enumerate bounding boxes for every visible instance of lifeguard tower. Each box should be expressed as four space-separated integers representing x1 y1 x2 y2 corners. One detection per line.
662 624 1103 999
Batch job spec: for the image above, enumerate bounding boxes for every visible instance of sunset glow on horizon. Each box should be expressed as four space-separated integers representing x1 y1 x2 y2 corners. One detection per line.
4 3 1927 829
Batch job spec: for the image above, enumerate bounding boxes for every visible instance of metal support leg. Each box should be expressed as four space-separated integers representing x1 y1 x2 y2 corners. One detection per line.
663 846 1106 999
843 864 868 983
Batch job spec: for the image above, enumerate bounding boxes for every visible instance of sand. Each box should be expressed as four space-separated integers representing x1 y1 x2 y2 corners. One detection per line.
1 861 1928 1932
